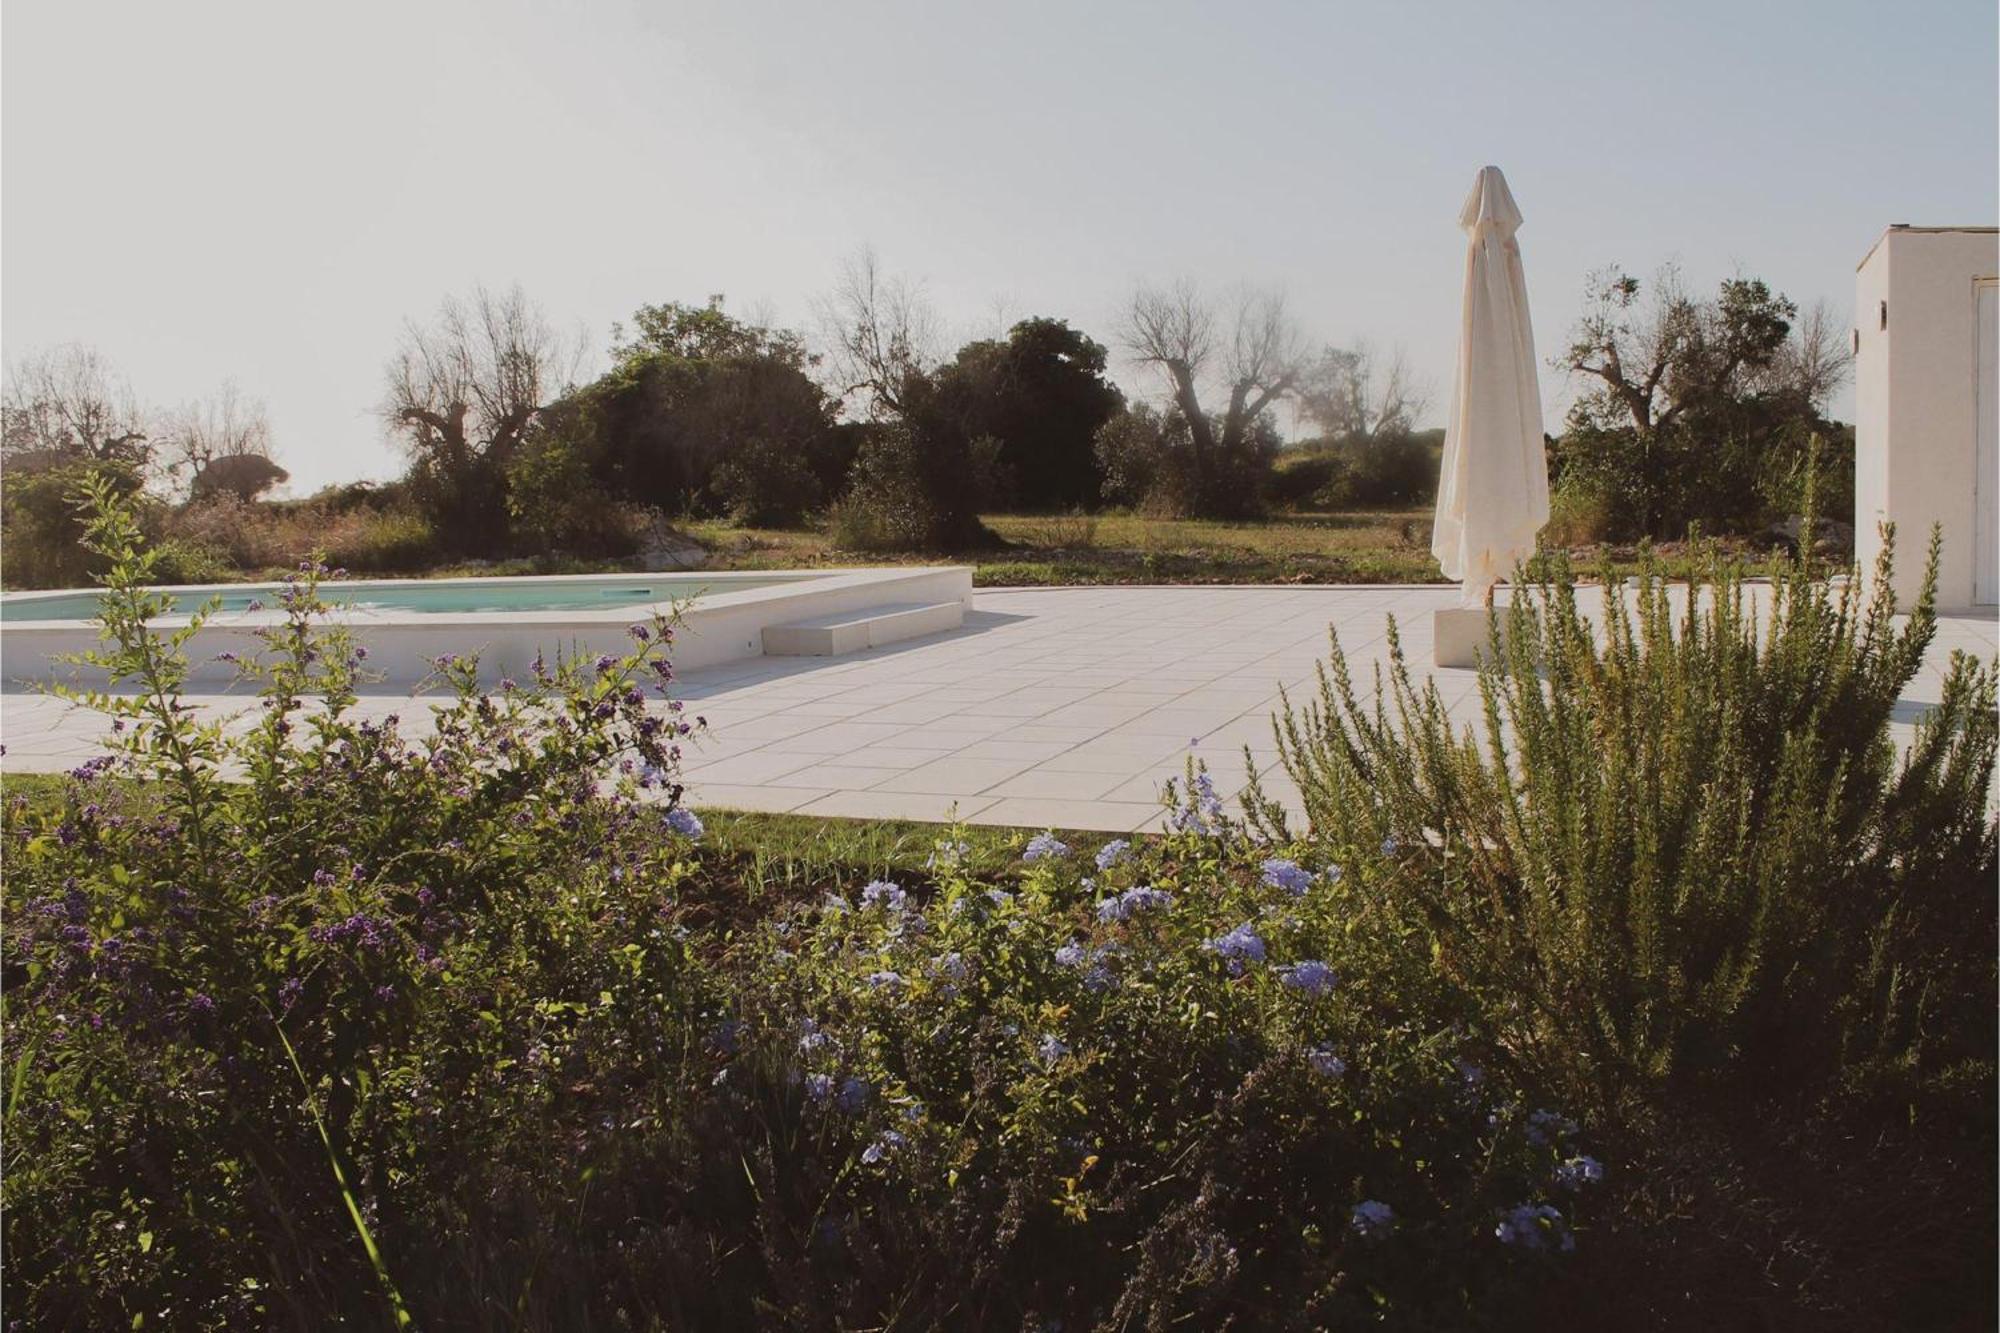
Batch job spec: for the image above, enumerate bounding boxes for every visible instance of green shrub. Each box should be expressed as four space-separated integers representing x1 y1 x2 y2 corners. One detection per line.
3 477 702 1327
828 421 993 552
164 495 443 577
149 537 234 584
0 458 145 588
1269 448 1342 508
3 482 1606 1328
711 434 823 527
1245 523 1997 1107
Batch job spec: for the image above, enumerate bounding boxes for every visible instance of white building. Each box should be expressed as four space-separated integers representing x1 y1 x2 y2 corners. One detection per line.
1853 225 1999 611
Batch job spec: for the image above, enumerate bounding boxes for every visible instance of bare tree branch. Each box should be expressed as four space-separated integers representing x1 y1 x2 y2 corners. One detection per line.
813 247 941 419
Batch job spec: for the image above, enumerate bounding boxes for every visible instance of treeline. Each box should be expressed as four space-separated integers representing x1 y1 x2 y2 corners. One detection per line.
0 254 1851 587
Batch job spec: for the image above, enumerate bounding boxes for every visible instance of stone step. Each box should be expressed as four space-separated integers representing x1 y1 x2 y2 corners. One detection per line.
761 600 964 657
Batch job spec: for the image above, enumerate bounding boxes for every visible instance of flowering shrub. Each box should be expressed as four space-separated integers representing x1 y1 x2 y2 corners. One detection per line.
2 483 1607 1329
721 813 1603 1327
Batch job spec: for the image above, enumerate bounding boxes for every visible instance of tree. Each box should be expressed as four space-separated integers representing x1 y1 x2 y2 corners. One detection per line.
815 251 997 550
611 294 813 370
1296 341 1428 443
1556 264 1853 538
1 344 152 474
927 318 1123 510
164 381 288 502
383 284 581 555
1122 282 1307 517
815 247 942 420
557 296 839 523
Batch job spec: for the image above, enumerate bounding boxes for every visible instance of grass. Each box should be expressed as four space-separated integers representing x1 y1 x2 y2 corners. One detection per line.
685 507 1448 585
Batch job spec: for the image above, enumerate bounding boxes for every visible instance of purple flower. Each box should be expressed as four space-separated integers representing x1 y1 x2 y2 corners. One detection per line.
189 993 216 1016
1555 1155 1604 1189
1260 858 1315 896
1350 1200 1395 1238
933 952 968 982
805 1072 835 1103
1307 1045 1346 1078
628 623 651 642
864 970 905 991
1054 940 1088 968
860 880 907 912
1278 959 1337 997
861 1129 906 1165
1023 831 1070 863
1167 772 1226 835
1097 885 1175 923
664 807 704 839
1495 1203 1574 1252
1093 839 1132 870
1037 1034 1070 1066
1204 922 1266 964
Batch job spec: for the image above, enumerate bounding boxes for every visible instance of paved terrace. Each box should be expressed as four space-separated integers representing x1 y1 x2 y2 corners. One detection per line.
3 586 1994 832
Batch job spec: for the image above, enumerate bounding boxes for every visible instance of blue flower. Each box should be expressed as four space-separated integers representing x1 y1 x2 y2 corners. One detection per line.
933 951 968 982
835 1076 870 1114
664 806 704 839
805 1072 835 1103
1054 940 1088 968
1023 831 1070 863
926 838 971 870
1455 1058 1485 1089
1350 1200 1395 1238
1260 858 1315 896
861 1129 907 1165
860 880 907 912
1380 834 1401 856
1037 1034 1070 1066
1204 922 1266 964
1167 771 1227 835
1307 1045 1347 1078
985 889 1014 909
1096 885 1174 923
1094 839 1132 870
1495 1203 1574 1252
1278 959 1337 997
1555 1155 1604 1189
864 970 905 991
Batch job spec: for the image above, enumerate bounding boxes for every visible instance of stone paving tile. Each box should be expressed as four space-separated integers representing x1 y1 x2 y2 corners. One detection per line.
6 589 1992 836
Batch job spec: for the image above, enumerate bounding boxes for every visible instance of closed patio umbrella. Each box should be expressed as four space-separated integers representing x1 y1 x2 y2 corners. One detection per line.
1430 165 1548 609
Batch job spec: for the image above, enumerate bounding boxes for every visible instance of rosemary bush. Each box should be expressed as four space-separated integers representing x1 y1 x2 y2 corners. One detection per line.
1244 525 1997 1107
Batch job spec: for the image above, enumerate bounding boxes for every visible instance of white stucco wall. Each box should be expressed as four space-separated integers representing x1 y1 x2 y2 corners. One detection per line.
1853 226 2000 610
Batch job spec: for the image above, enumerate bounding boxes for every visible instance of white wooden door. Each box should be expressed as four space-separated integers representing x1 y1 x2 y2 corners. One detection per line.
1977 279 1998 606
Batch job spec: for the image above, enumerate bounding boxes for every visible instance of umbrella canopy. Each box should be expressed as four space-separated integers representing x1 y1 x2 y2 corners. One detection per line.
1431 165 1548 604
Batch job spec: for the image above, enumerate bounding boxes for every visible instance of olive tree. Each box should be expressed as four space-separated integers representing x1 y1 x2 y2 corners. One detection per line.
383 284 582 555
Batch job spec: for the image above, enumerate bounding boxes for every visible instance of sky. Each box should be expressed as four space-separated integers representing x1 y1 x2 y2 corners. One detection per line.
3 0 1995 494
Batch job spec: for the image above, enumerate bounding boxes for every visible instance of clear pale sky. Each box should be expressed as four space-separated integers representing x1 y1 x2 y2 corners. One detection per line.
4 0 1995 493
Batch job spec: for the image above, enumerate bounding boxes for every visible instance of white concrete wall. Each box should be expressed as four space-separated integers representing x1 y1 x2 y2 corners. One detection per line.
1853 226 2000 610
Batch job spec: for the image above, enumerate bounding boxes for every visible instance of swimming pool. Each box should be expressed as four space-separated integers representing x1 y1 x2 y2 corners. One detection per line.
0 575 794 623
0 567 974 688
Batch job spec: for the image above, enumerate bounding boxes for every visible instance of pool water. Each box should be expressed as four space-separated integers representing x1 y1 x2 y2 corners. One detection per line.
0 576 795 623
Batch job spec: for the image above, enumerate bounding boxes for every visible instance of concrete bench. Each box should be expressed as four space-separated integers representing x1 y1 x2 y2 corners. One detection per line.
761 600 964 657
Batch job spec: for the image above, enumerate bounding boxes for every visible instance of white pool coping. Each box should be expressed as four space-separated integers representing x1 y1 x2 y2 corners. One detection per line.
0 566 974 688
